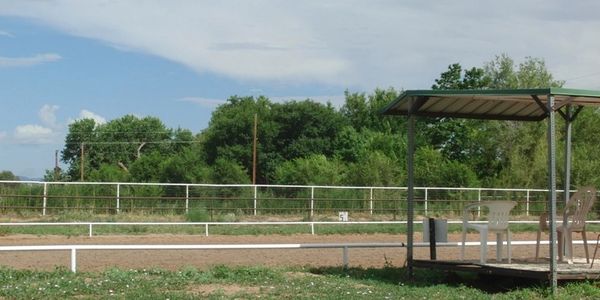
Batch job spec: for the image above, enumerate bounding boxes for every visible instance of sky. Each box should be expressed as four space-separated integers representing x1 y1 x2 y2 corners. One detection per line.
1 1 600 178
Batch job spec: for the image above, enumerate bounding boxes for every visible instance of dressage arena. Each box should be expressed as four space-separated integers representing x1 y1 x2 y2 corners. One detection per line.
0 232 581 272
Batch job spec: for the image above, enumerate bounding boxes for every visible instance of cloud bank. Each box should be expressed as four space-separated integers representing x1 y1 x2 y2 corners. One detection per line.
0 53 62 67
1 1 600 89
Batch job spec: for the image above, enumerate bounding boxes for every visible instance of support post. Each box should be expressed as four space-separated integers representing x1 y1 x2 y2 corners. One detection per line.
563 105 573 259
310 187 315 219
185 185 189 214
42 183 48 216
428 217 437 260
369 188 374 215
424 188 428 216
116 184 120 214
526 190 530 217
477 189 482 218
342 246 349 269
406 113 416 278
547 94 558 292
205 223 209 236
89 224 93 237
253 185 258 216
71 248 77 272
310 222 315 235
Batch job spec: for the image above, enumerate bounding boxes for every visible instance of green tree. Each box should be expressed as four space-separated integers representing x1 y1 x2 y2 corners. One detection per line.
273 154 346 185
0 170 18 180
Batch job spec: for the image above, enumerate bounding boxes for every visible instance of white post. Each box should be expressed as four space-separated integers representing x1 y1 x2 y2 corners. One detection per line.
42 183 48 216
310 187 315 219
424 188 428 216
116 184 120 214
477 189 482 218
205 223 209 236
342 246 349 269
70 248 77 272
526 190 530 216
369 188 374 215
88 224 93 237
253 185 258 216
185 185 189 214
310 222 315 235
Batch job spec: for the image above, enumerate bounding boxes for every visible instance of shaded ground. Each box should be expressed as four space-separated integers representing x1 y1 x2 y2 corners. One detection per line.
0 232 595 271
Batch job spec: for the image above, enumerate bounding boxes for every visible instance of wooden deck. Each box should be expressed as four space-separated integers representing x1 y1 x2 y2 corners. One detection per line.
413 257 600 281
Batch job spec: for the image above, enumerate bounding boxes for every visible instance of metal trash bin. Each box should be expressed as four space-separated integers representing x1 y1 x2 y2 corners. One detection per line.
422 218 448 242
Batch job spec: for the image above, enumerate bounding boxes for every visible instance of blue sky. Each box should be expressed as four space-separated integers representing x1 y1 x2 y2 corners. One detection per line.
1 1 600 178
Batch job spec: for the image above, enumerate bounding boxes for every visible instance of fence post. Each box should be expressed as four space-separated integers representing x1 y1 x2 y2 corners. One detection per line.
185 185 189 214
310 187 315 219
310 222 315 235
70 248 77 272
424 188 428 216
89 224 93 237
205 223 209 236
253 185 257 216
42 182 48 216
116 184 120 214
477 189 482 218
526 189 530 216
369 188 374 215
342 246 349 269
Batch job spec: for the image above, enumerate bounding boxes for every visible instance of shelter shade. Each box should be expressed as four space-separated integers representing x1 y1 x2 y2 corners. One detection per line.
381 88 600 121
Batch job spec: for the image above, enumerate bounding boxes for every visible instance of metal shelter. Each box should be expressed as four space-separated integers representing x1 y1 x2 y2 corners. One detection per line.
381 87 600 292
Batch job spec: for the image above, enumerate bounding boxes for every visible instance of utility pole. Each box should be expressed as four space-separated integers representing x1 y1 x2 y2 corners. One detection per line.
252 113 258 184
80 142 85 181
54 150 60 180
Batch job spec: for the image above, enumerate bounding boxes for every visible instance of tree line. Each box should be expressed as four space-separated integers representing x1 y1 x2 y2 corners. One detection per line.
37 54 600 188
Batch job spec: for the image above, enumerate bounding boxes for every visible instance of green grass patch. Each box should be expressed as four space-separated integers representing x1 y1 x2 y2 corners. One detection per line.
0 265 598 299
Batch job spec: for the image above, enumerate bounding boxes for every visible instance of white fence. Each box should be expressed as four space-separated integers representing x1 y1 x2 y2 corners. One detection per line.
0 240 577 273
0 180 573 217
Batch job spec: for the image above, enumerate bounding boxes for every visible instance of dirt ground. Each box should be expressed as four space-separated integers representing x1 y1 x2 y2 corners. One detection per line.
0 232 596 271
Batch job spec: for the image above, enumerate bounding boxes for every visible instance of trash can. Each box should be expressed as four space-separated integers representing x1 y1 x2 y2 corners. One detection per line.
422 218 448 242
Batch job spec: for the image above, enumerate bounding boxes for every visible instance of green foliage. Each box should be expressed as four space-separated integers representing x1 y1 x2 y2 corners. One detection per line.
185 206 210 222
0 170 18 180
273 154 346 185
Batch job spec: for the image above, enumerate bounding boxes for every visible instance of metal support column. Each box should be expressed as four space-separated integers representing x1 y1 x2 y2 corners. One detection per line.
406 113 416 279
547 94 557 292
563 105 573 259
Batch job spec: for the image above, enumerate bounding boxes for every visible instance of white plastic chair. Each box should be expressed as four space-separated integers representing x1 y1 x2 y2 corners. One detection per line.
460 201 517 264
535 187 596 263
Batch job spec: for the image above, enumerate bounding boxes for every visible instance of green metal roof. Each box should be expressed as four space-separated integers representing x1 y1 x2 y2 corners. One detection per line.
381 88 600 121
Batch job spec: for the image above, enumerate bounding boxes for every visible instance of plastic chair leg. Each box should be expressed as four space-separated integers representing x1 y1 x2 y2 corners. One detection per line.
535 230 541 261
507 230 512 264
480 229 488 264
583 230 589 263
460 228 467 260
496 232 502 262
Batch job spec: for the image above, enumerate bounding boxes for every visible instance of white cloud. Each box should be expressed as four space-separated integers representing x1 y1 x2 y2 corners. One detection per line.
39 104 60 128
0 53 62 67
1 1 600 88
13 124 56 144
0 30 13 37
178 97 226 108
78 109 106 124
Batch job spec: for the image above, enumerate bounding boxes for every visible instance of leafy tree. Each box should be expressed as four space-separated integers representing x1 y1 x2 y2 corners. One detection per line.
346 151 402 186
341 88 403 133
0 170 18 180
273 154 346 185
211 158 250 184
87 164 130 182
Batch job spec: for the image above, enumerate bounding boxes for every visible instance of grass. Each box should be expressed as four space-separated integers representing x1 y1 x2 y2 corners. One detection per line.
0 264 598 299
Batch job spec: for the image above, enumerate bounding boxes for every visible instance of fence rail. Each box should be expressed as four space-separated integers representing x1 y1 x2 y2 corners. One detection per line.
0 180 576 218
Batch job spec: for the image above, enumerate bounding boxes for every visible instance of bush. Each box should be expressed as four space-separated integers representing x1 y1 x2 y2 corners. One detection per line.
185 207 210 222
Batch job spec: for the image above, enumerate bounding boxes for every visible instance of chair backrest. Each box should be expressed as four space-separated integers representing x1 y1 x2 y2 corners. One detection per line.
486 201 517 230
564 186 596 230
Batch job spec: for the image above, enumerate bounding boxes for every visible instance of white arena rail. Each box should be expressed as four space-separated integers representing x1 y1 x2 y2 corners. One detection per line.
0 240 581 273
0 242 405 272
1 220 599 237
